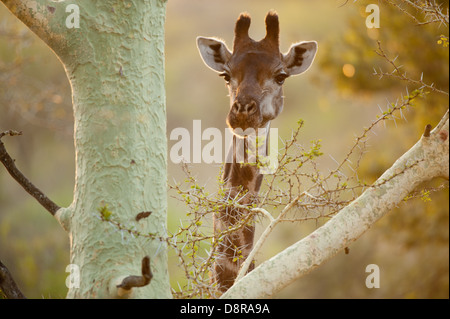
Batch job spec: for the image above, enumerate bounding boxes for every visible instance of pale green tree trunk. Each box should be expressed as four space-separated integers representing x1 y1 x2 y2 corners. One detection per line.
0 0 172 298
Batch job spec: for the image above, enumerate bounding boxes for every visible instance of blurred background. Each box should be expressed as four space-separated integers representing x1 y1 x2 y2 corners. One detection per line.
0 0 448 298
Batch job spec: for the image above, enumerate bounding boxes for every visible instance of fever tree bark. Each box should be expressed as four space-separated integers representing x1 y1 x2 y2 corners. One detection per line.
0 0 171 298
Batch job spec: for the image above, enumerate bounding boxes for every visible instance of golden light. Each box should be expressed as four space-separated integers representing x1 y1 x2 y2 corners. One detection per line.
51 94 63 104
367 27 380 40
343 64 356 78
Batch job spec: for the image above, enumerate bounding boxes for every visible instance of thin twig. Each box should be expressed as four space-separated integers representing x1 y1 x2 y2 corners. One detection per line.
0 130 61 216
382 0 449 26
375 41 449 96
235 194 302 282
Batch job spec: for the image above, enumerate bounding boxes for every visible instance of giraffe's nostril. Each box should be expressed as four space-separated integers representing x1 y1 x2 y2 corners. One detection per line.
232 101 257 115
232 102 242 114
245 101 257 114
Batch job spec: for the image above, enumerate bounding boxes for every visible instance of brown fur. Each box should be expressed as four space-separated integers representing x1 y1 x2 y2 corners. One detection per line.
213 150 261 292
197 11 317 293
211 12 283 293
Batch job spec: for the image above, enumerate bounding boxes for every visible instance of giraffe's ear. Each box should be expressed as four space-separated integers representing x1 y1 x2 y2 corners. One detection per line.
283 41 318 76
197 37 232 73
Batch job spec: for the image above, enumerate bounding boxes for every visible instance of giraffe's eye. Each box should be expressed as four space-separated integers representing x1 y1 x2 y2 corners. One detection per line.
275 73 289 85
219 72 231 84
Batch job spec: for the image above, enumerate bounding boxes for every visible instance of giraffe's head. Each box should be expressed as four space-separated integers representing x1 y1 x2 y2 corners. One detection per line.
197 12 317 136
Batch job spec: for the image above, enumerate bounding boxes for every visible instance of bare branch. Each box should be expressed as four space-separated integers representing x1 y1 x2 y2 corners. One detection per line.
382 0 449 26
223 111 449 299
117 256 153 291
433 109 449 133
424 124 433 137
0 130 61 216
375 41 449 96
0 260 26 299
0 0 67 48
235 194 302 282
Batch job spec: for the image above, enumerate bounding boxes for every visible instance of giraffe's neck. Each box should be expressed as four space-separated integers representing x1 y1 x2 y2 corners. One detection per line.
212 123 270 292
223 122 271 194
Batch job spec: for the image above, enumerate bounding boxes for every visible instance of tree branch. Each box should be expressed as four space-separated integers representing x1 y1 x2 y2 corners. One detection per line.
0 0 68 49
382 0 449 27
374 41 449 96
0 259 26 299
116 256 153 292
235 195 301 282
0 130 61 216
222 110 449 299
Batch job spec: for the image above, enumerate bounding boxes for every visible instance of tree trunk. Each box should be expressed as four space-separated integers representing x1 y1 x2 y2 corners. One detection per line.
0 0 171 298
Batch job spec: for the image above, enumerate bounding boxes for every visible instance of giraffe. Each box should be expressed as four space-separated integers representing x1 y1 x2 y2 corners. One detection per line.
197 11 318 292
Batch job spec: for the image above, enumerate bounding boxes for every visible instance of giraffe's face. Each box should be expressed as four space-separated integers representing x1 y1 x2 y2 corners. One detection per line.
197 12 317 137
224 48 287 133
